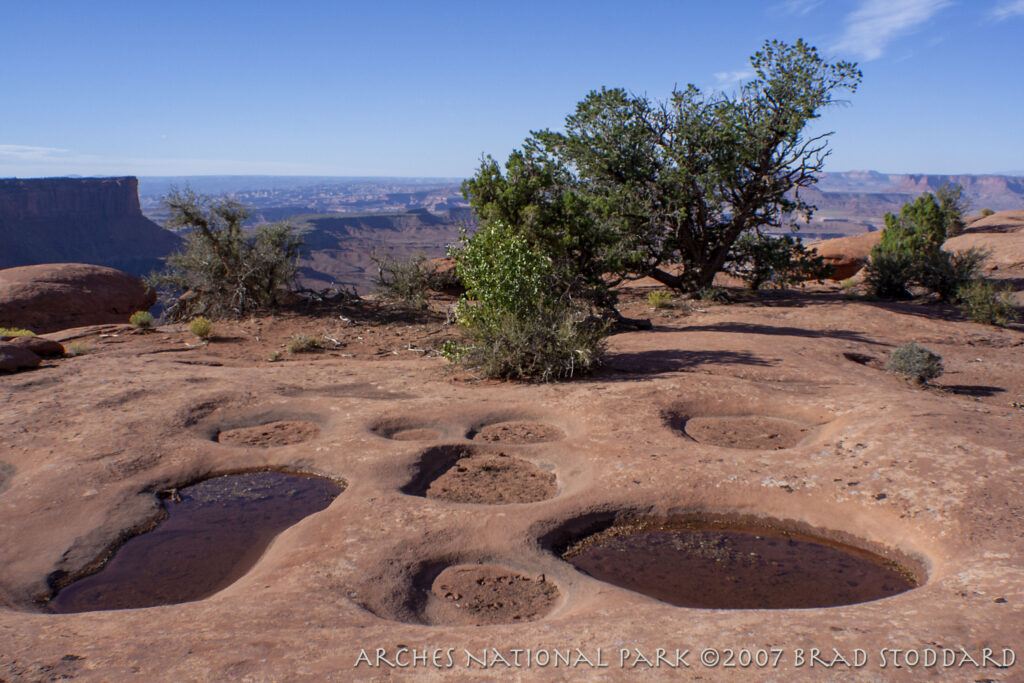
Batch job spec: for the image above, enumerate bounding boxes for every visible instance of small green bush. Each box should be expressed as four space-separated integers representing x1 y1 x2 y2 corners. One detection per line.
268 350 283 362
647 290 674 309
189 316 213 339
864 251 916 299
885 343 943 384
65 341 90 357
726 232 832 290
979 208 995 217
372 251 434 309
0 327 36 338
957 280 1020 326
286 335 322 353
129 311 154 329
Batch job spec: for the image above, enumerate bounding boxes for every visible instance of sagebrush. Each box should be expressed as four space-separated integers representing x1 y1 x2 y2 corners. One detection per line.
885 343 943 384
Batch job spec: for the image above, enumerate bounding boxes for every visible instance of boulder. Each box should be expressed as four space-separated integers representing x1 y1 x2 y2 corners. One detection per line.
0 342 41 372
0 263 156 334
944 210 1024 270
5 335 65 357
809 231 883 280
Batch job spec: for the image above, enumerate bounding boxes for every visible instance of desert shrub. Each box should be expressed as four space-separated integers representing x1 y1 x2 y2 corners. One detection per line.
447 221 609 381
286 335 323 353
149 188 303 320
864 252 916 299
726 232 832 290
65 342 89 356
371 252 433 309
913 248 987 302
0 327 36 338
268 350 283 362
189 316 213 339
696 286 730 303
647 290 674 309
129 311 154 329
957 280 1020 326
885 343 943 384
979 208 995 217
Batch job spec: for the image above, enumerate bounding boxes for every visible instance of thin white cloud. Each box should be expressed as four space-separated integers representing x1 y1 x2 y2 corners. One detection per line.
832 0 952 60
0 144 71 161
991 0 1024 20
0 145 343 177
714 70 755 88
777 0 823 14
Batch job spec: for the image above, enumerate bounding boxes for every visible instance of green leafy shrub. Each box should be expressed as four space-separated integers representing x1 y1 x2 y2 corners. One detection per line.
65 342 90 357
149 188 303 320
0 327 36 338
957 280 1020 326
979 208 995 217
447 221 609 381
129 310 154 329
726 233 832 290
189 316 213 339
913 248 987 302
286 335 323 353
647 290 674 309
885 343 943 384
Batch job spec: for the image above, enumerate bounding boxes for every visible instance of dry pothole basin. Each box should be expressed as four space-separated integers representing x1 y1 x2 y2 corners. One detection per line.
46 470 345 613
217 420 320 447
467 420 566 444
547 513 922 609
359 560 560 626
664 399 832 450
402 445 557 504
370 417 447 442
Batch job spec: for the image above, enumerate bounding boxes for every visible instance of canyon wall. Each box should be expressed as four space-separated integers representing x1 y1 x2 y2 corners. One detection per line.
0 177 180 276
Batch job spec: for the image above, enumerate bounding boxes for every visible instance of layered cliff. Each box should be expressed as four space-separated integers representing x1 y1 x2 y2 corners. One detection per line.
0 177 180 276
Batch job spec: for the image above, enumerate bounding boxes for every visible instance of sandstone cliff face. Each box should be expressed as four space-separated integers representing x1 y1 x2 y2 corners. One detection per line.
0 177 180 276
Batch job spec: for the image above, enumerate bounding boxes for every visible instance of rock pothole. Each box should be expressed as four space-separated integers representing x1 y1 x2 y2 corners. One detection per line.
554 514 921 609
423 564 560 625
468 420 565 444
371 418 448 441
217 420 321 447
47 470 345 613
669 414 815 450
402 446 558 504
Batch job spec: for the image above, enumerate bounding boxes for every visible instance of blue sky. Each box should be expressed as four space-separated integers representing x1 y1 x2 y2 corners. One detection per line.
2 0 1022 178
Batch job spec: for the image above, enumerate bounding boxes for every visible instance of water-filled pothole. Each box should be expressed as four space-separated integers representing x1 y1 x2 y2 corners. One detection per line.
422 564 559 625
217 420 320 447
402 445 557 504
671 415 814 450
468 421 565 444
47 471 344 613
556 516 920 609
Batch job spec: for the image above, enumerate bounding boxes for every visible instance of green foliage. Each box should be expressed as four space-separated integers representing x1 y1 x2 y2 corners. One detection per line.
957 280 1020 326
462 39 861 296
129 310 154 329
979 208 995 217
149 188 304 320
65 342 90 357
647 290 674 309
447 221 609 381
286 335 323 353
189 316 213 339
934 182 969 238
886 343 944 385
867 189 982 301
726 232 832 290
0 327 36 338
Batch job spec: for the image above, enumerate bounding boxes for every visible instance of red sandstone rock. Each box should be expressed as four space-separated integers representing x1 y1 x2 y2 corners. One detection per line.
0 263 156 334
810 231 883 280
5 335 65 357
0 341 41 372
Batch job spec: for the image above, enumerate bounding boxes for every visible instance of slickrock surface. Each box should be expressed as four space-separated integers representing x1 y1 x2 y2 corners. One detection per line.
1 288 1022 681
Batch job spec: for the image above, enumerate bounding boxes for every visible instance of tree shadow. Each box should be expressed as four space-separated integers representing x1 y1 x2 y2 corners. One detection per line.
940 384 1006 398
598 349 777 378
681 321 886 346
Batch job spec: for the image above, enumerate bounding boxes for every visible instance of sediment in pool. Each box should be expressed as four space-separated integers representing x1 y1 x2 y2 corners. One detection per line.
402 446 557 504
559 516 920 609
47 471 344 613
